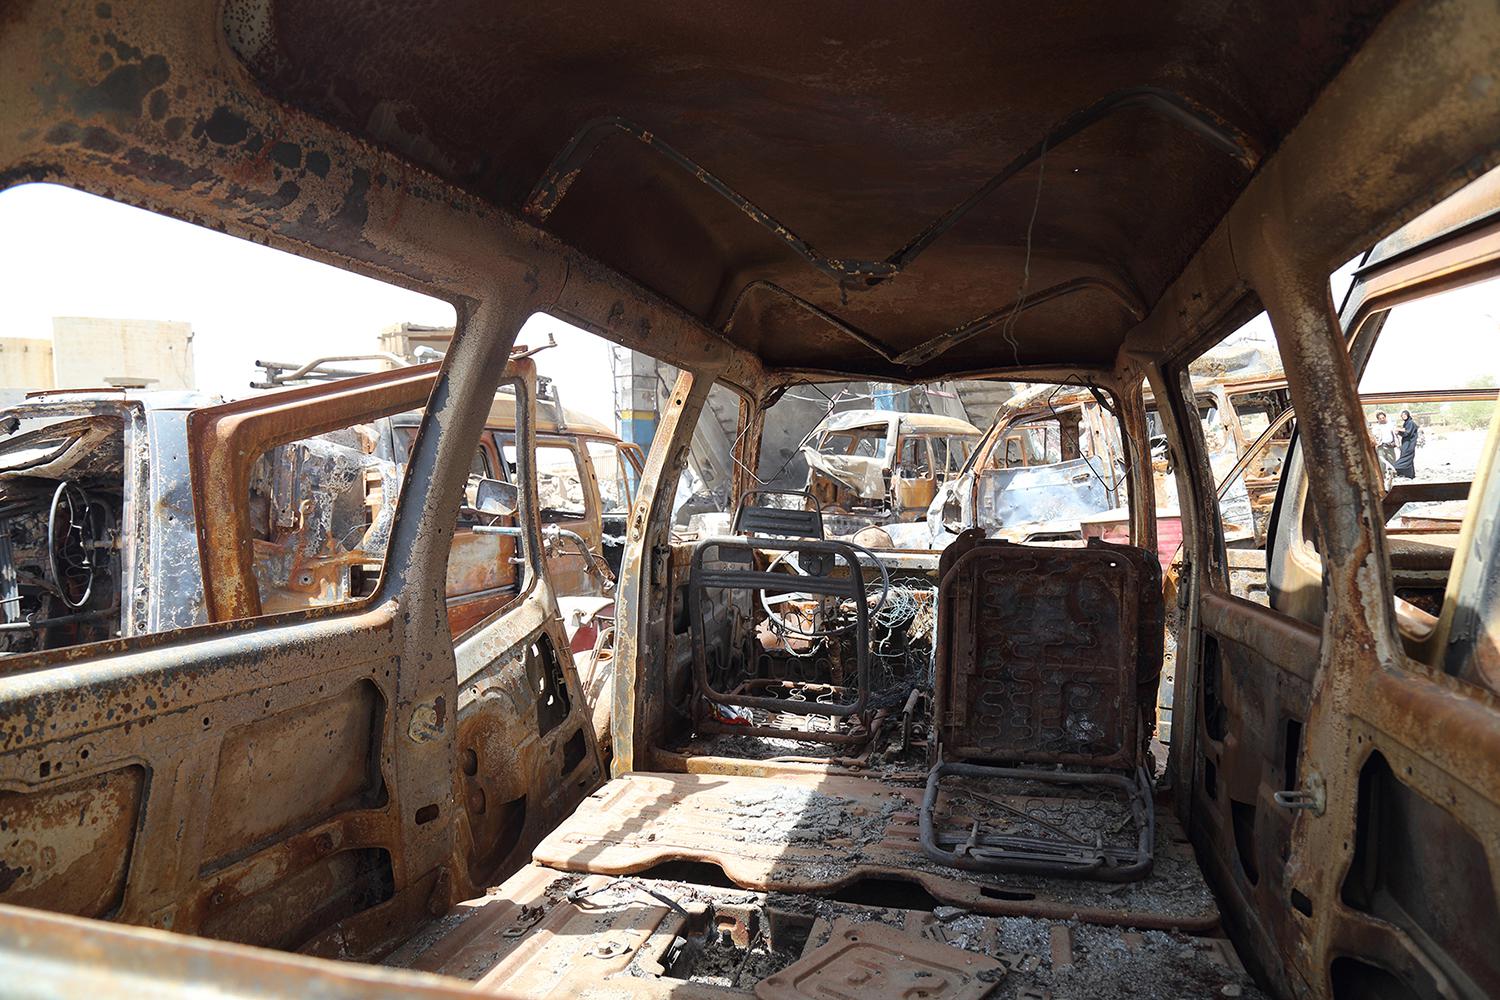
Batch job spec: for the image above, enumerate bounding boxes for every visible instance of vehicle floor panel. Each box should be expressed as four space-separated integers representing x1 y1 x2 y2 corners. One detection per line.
530 771 1217 930
385 866 1261 998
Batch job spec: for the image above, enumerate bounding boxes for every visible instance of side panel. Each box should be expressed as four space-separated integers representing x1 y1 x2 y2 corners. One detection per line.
1193 591 1319 989
0 611 419 958
0 764 145 919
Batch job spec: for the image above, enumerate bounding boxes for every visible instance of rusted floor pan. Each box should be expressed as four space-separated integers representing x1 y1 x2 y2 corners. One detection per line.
386 866 1261 998
387 865 686 996
531 772 1217 930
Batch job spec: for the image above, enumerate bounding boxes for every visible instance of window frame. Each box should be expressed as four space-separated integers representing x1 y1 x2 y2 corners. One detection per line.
584 436 639 515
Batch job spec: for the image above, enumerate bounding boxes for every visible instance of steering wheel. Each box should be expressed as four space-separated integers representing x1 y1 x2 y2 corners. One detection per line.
758 541 890 639
47 481 97 610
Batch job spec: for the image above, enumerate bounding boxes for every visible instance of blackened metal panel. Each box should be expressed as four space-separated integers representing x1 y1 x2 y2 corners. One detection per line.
936 542 1141 769
1095 538 1166 743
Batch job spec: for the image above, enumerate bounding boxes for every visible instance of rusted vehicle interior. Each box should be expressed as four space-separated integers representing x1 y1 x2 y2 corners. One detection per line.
245 351 639 603
2 3 1500 998
393 373 643 596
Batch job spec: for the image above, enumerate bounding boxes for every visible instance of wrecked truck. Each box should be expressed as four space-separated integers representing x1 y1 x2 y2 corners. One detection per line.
928 374 1290 552
927 383 1127 544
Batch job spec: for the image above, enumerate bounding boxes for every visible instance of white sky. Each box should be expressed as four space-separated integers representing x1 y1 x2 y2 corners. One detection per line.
1206 261 1500 392
1359 274 1500 391
0 183 620 425
1 182 1494 420
527 322 616 427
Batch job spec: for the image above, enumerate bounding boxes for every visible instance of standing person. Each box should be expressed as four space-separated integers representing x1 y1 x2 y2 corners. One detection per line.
1393 409 1419 478
1371 411 1398 478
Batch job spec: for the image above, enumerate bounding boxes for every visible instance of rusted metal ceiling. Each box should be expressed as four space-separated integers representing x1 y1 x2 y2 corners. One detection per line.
229 0 1394 379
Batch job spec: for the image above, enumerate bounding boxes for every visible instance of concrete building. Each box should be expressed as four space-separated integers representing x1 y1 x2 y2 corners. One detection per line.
0 319 196 392
0 338 55 390
50 317 195 390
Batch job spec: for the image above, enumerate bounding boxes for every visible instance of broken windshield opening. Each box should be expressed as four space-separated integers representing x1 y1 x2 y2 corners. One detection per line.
816 428 889 458
755 380 1014 548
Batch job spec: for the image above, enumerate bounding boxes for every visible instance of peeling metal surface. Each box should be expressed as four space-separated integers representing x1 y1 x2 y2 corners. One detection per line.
226 1 1393 377
0 0 1497 996
533 771 1219 930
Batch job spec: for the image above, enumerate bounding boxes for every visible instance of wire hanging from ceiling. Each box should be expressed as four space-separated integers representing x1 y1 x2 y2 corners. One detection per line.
1000 139 1048 365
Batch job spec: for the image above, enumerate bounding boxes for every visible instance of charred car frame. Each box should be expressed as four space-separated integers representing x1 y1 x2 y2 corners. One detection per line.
0 2 1498 999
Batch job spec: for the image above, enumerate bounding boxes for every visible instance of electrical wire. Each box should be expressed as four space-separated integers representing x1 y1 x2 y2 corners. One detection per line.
1041 379 1134 498
1000 140 1048 365
731 381 859 489
565 879 689 919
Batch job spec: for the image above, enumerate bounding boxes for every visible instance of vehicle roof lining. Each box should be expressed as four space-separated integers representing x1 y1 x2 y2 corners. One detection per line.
3 1 1490 407
229 0 1397 381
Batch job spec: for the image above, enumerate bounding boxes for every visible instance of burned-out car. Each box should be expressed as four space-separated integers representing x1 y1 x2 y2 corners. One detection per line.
2 4 1500 1000
0 360 626 655
1143 372 1291 538
928 374 1292 552
802 408 980 519
0 390 217 654
927 383 1127 544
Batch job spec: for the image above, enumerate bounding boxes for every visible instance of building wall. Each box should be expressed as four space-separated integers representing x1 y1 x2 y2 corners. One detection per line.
0 338 55 390
51 317 195 390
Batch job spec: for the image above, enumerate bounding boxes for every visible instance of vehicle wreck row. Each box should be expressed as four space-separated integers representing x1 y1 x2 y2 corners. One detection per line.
0 357 636 655
0 2 1499 999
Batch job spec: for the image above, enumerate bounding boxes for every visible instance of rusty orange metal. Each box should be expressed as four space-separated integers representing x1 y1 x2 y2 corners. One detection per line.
187 363 443 622
0 0 1497 997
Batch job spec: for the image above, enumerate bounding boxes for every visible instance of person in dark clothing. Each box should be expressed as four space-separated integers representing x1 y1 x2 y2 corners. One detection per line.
1393 409 1419 478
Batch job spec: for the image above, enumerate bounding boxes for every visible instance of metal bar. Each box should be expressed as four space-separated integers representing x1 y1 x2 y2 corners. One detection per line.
888 87 1259 272
0 607 116 632
932 832 1145 862
695 569 860 599
1381 480 1472 520
947 785 1091 847
892 276 1147 368
720 281 903 362
689 536 871 722
719 277 1146 369
732 489 825 538
919 760 1155 882
523 116 886 283
251 354 407 388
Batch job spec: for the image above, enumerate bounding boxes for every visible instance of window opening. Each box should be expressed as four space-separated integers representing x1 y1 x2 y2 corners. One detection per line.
0 183 457 656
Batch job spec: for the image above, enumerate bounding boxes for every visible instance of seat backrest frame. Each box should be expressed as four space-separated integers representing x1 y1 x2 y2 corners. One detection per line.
731 489 825 540
933 537 1147 770
689 535 868 718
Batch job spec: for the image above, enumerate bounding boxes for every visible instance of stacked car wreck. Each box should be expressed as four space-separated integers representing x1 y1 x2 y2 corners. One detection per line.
0 2 1499 999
